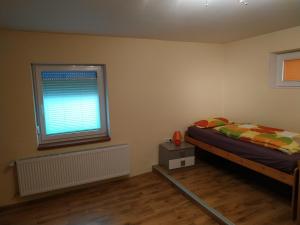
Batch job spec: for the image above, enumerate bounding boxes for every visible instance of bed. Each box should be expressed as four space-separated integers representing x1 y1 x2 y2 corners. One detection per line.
185 125 300 222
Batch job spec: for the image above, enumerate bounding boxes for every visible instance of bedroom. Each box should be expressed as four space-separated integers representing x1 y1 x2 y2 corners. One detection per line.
1 0 300 224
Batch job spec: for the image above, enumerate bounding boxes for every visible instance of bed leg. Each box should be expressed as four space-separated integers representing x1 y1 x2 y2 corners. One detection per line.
296 161 300 224
292 167 299 220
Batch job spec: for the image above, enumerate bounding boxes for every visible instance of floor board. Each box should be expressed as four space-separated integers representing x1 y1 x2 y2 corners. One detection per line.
0 152 296 225
170 153 296 225
0 173 217 225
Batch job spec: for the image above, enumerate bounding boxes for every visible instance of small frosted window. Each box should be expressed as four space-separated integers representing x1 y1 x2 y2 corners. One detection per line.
283 59 300 81
271 51 300 88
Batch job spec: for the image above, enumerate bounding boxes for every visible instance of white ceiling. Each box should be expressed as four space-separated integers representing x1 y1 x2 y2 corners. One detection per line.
0 0 300 43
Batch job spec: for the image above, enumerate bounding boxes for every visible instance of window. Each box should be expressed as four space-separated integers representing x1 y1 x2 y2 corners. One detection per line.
32 64 110 149
283 59 300 81
272 51 300 87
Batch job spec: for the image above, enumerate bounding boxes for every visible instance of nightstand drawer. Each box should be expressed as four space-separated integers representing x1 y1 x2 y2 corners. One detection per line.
169 156 195 169
159 148 194 161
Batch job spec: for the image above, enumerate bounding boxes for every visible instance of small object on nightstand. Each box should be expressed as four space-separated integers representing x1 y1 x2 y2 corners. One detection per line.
172 131 182 146
159 142 195 170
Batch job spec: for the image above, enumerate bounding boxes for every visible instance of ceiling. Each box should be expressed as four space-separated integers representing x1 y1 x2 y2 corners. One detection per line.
0 0 300 43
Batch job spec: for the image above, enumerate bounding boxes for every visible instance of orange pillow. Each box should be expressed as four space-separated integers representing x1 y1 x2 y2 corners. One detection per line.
194 117 230 128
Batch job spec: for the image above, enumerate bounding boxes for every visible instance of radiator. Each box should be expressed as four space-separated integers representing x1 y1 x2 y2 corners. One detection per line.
16 144 130 196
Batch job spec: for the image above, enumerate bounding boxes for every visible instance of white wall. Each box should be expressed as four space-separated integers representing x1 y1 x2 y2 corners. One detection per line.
0 29 225 206
223 26 300 132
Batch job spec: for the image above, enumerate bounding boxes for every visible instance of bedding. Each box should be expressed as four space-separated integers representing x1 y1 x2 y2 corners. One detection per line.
194 117 230 128
214 124 300 155
187 126 300 173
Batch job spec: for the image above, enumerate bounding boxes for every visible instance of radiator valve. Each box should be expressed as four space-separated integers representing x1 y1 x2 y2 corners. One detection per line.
8 161 16 167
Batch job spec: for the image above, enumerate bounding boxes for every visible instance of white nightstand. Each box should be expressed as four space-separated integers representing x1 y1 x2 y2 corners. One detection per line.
159 142 195 170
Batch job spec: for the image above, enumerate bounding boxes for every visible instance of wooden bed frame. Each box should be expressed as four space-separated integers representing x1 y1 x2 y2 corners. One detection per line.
185 133 300 223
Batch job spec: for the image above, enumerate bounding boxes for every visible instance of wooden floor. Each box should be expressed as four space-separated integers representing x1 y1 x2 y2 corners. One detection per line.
170 152 297 225
0 173 217 225
0 153 297 225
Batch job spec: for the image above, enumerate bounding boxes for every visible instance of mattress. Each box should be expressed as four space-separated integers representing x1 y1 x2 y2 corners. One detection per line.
187 126 300 174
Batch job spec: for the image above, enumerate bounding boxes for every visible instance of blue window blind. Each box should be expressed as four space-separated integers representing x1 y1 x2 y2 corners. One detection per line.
41 71 101 135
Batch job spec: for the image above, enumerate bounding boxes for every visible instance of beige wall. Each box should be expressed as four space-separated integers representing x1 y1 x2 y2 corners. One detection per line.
223 26 300 132
0 30 224 206
2 26 300 207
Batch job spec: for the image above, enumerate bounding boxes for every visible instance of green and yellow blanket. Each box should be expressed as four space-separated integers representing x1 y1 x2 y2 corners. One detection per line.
214 124 300 154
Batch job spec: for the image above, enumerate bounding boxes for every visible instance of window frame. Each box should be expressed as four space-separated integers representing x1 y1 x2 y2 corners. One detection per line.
32 64 110 149
274 51 300 87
